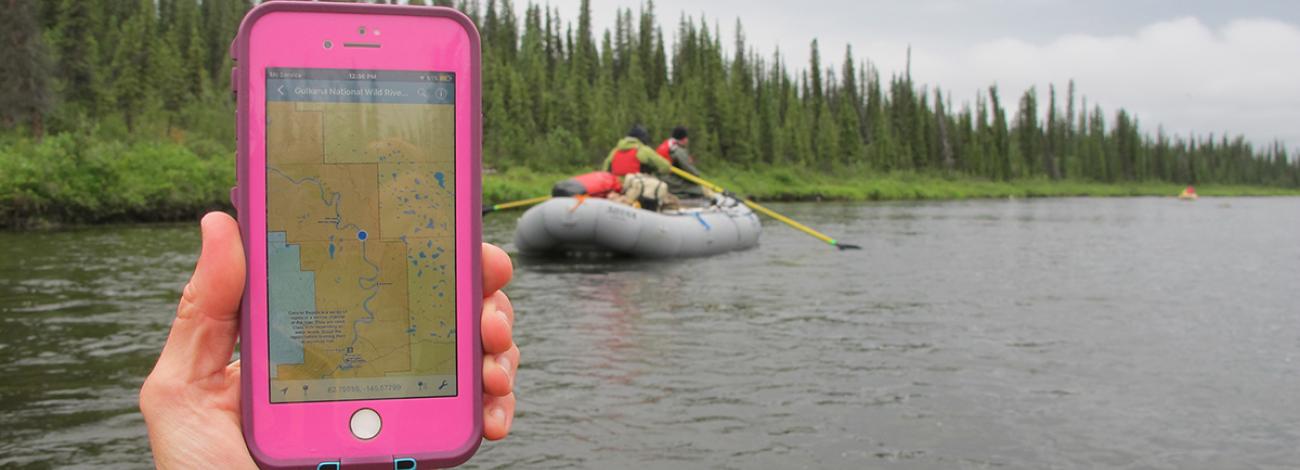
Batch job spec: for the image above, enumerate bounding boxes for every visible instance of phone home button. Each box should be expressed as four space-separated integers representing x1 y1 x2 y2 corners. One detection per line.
349 408 382 440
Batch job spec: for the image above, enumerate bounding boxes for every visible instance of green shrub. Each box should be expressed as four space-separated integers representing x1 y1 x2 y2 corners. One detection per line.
0 134 233 228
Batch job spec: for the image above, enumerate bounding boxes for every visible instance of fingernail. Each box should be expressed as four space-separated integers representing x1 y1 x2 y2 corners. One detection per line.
198 215 212 248
199 212 221 238
496 309 510 327
491 407 505 421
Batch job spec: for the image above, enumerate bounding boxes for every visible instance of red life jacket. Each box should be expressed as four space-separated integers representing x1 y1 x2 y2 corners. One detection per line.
656 140 674 163
610 148 642 176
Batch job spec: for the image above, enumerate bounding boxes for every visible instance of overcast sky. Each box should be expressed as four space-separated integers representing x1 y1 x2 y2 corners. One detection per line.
511 0 1300 149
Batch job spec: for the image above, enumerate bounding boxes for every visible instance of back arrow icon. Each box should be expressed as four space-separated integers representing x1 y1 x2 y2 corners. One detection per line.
277 85 286 95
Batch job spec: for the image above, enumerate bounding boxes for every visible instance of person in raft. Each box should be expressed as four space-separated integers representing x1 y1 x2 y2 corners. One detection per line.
602 125 678 211
656 126 707 199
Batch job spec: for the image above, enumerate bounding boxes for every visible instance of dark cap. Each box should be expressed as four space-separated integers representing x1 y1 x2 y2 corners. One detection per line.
672 126 689 140
627 125 650 145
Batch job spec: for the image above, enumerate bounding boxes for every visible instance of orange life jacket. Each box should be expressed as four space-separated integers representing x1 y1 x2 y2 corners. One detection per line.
656 140 674 163
610 148 642 176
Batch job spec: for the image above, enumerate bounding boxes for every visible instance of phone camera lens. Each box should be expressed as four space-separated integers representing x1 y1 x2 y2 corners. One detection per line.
323 40 333 49
358 26 366 35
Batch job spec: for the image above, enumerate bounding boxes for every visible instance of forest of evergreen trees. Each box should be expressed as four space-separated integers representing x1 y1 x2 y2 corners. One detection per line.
3 0 247 140
3 0 1297 189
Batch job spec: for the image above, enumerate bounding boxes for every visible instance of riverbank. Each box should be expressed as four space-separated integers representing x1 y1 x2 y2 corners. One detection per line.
0 135 232 229
4 142 1298 229
483 166 1300 204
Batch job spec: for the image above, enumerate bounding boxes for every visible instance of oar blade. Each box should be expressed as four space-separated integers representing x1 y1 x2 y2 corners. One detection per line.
835 243 862 250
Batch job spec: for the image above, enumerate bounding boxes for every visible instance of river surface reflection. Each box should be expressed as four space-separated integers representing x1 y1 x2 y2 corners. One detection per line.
2 197 1297 469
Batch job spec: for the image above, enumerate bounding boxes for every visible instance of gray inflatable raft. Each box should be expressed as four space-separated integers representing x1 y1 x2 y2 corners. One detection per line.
513 195 762 257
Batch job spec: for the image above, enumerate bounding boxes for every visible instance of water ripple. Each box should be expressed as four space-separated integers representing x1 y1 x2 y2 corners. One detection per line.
4 200 1300 468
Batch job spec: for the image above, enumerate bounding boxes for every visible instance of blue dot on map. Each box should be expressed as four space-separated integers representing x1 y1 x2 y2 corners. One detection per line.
357 230 368 241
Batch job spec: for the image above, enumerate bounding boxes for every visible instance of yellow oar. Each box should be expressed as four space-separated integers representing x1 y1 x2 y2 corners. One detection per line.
668 166 860 250
482 195 551 215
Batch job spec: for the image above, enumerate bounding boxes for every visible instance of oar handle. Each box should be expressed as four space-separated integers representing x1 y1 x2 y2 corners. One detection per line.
740 199 836 245
483 195 551 215
667 166 858 250
667 166 725 193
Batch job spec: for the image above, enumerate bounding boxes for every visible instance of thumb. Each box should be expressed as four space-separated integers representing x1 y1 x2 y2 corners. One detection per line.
152 212 246 385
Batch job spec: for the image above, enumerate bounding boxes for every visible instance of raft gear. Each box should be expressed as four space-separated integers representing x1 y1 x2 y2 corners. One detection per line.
618 173 675 212
552 171 623 198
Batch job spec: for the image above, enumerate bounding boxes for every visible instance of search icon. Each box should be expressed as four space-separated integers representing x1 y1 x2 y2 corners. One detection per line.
417 88 428 97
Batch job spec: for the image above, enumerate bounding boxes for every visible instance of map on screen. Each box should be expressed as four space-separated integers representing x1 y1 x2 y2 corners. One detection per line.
264 68 457 403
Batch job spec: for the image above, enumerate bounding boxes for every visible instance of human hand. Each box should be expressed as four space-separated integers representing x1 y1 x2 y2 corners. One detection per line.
139 212 518 468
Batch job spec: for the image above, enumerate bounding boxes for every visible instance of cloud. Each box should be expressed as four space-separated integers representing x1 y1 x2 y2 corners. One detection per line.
853 17 1300 147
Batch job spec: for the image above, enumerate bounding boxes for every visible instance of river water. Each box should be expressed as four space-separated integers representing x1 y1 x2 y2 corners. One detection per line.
2 197 1298 469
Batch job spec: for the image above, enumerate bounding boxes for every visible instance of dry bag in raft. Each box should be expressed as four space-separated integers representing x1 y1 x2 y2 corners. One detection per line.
552 171 623 198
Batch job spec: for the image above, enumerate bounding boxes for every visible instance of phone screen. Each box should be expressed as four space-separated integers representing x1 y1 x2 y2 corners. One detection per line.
264 67 457 403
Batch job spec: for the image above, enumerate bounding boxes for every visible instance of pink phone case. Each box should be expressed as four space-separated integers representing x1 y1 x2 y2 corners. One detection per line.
232 3 483 468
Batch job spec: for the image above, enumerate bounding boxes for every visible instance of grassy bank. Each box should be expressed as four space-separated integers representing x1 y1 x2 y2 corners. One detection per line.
0 135 233 229
3 136 1297 229
484 166 1300 205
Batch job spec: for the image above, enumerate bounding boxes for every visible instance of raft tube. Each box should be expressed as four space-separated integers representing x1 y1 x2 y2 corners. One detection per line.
513 195 762 257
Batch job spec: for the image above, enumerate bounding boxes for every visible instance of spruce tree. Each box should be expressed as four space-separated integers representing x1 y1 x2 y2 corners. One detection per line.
1014 87 1040 178
988 86 1010 180
152 33 186 131
573 0 597 84
934 88 954 171
50 0 104 119
0 0 54 138
808 39 823 110
1045 84 1060 179
110 0 158 132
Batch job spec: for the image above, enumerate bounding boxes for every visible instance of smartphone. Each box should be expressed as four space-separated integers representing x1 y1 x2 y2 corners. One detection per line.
231 3 482 468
